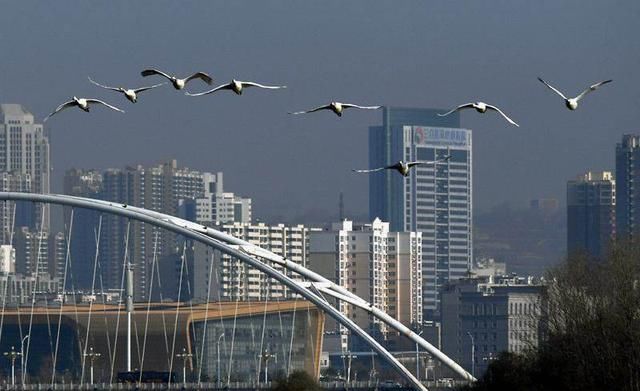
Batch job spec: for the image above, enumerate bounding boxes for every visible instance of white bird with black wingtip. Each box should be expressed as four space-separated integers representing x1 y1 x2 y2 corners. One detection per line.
438 102 519 127
186 79 286 96
289 101 381 117
537 77 612 110
140 68 213 90
88 77 166 103
353 155 451 177
44 97 124 122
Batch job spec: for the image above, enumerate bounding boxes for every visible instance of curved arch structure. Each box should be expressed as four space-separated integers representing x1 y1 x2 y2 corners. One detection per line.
0 192 475 388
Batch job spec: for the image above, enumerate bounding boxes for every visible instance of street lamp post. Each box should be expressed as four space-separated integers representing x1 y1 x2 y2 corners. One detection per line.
20 335 29 385
217 333 225 387
83 346 102 385
467 332 475 379
416 330 423 382
3 346 21 387
341 351 358 387
176 347 193 386
259 350 276 384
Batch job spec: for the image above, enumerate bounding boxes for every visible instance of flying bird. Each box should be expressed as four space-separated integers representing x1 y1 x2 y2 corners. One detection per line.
88 77 166 103
44 97 124 122
537 77 612 110
289 102 381 117
140 68 213 90
438 102 519 127
185 79 286 96
353 156 451 177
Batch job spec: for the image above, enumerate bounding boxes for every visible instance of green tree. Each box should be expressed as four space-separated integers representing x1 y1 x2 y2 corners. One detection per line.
271 370 322 391
463 243 640 391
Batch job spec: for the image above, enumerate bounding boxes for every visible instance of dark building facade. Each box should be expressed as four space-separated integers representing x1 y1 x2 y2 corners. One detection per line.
616 134 640 240
566 171 615 259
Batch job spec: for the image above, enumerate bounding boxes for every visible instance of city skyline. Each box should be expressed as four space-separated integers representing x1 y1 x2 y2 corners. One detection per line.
0 2 637 387
0 1 637 222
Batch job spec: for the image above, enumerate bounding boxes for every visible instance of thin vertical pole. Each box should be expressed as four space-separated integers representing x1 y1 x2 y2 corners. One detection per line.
126 264 134 372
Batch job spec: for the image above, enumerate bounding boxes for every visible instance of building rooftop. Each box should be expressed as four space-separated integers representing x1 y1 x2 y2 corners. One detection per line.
0 103 35 123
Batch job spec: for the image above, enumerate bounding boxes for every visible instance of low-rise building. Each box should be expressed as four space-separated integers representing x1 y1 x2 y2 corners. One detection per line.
441 275 545 377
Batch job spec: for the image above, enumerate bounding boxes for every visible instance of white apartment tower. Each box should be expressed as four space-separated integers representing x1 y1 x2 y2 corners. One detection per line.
0 104 51 242
0 245 16 274
309 219 422 342
192 222 318 301
192 172 252 224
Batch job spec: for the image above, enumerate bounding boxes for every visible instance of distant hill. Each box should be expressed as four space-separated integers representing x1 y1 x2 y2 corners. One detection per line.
474 203 566 276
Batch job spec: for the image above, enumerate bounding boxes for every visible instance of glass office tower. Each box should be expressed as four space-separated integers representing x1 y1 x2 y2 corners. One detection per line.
369 107 472 319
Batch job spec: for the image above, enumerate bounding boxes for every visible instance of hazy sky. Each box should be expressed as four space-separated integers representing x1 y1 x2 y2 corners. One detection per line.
1 1 639 222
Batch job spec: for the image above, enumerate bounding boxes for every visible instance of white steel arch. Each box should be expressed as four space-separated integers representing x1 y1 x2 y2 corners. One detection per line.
58 193 475 382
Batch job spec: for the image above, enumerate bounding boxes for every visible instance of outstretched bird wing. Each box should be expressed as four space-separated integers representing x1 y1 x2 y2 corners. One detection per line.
44 100 77 122
352 166 388 173
407 155 452 168
141 68 173 81
85 99 125 113
133 82 167 94
241 81 287 90
289 104 332 115
185 72 213 85
88 77 121 92
185 83 234 97
537 77 568 100
341 103 382 110
575 79 612 102
485 104 519 127
437 103 475 117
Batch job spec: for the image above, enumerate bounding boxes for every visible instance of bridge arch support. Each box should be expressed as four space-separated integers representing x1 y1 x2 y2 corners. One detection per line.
0 192 475 389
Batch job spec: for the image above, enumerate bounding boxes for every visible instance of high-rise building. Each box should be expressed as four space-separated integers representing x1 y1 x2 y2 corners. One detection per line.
181 172 252 224
192 222 319 302
65 161 252 301
0 245 16 274
63 168 103 288
616 135 640 240
567 171 615 258
13 227 64 279
309 219 422 344
0 172 33 235
369 107 472 319
101 161 209 300
0 104 51 241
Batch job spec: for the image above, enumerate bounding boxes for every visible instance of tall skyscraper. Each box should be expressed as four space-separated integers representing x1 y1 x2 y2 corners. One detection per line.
63 169 104 288
309 219 422 345
0 104 51 241
616 134 640 240
369 107 472 319
101 160 209 300
567 171 615 258
65 161 252 301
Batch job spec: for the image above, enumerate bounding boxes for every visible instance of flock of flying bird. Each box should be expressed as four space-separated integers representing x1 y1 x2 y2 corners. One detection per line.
42 68 613 177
